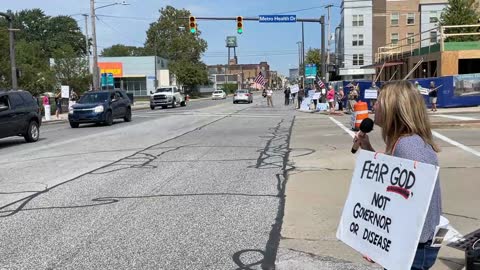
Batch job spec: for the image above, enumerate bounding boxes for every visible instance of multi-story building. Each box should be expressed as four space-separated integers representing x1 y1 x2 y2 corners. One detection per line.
208 61 270 89
419 0 448 48
337 0 375 80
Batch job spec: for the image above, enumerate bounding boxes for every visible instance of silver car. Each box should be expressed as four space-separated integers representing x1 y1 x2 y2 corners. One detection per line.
233 90 253 104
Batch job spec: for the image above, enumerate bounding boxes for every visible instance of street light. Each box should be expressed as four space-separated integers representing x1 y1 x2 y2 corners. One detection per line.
90 1 129 90
0 11 18 90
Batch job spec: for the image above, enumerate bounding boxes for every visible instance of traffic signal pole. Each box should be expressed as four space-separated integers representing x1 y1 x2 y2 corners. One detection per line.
182 16 327 81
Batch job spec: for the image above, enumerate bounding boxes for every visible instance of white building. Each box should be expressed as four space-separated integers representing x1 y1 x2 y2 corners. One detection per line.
419 0 448 47
337 0 376 80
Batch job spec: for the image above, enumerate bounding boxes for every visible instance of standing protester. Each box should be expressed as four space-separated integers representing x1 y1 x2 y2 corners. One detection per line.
337 86 345 111
355 81 442 270
429 81 438 112
297 86 305 109
327 85 335 113
284 87 291 106
347 84 359 114
55 90 62 119
266 88 274 107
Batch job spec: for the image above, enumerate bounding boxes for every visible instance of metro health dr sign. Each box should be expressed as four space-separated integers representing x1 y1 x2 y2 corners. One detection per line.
337 150 439 270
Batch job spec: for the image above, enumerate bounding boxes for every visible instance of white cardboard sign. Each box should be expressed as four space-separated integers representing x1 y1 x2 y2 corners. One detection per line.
337 150 439 270
364 89 378 99
290 84 299 94
61 85 70 98
312 92 321 100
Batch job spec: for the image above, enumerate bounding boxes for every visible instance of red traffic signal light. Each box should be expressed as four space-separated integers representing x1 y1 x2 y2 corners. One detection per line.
189 16 197 33
236 16 243 34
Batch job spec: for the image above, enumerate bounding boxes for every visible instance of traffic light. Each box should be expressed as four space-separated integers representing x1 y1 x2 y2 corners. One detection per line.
236 16 243 34
189 16 197 33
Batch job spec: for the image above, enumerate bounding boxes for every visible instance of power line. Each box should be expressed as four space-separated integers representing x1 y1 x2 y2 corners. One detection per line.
96 14 156 21
96 16 145 45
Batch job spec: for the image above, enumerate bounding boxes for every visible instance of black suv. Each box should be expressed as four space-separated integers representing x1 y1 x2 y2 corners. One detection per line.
0 90 42 143
68 90 132 128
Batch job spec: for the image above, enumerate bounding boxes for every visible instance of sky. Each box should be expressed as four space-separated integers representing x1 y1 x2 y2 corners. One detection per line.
2 0 342 76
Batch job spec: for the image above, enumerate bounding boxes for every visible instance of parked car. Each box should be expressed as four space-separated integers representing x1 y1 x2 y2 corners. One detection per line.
150 86 186 109
68 90 132 128
211 90 227 100
233 89 253 104
0 90 42 143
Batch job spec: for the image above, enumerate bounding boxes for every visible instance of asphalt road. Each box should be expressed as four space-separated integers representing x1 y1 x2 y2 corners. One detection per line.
0 92 293 269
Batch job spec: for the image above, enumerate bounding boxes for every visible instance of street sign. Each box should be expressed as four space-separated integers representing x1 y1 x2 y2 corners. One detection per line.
305 64 317 79
259 15 297 23
226 36 237 47
101 73 114 87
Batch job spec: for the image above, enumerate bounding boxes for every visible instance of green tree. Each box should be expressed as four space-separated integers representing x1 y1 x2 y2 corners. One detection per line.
15 40 56 95
12 9 86 57
145 6 209 90
101 44 146 57
52 44 91 94
0 28 10 88
145 6 207 61
440 0 480 41
220 83 238 94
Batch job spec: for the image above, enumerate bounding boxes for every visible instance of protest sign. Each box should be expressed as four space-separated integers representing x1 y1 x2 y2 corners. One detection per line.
337 150 439 270
291 84 299 94
364 89 378 99
312 92 321 100
61 85 70 99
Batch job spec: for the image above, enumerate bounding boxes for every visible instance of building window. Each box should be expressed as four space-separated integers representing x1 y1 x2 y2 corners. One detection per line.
429 11 439 23
352 34 364 46
391 33 399 44
407 13 415 25
390 13 399 26
407 33 415 45
353 54 364 66
353 15 364 26
430 31 438 43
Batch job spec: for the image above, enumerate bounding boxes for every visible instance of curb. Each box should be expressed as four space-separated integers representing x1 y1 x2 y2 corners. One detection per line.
431 120 480 128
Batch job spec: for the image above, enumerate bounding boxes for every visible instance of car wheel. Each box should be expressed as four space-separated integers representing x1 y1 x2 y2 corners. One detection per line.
70 122 79 128
172 99 177 108
104 111 113 126
180 100 186 107
24 121 39 142
150 105 155 110
124 108 132 122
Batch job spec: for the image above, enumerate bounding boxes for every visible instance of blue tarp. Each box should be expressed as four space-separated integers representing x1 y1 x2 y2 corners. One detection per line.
329 74 480 108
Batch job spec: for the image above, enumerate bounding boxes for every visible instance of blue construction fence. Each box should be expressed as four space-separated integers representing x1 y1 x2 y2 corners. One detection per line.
328 73 480 108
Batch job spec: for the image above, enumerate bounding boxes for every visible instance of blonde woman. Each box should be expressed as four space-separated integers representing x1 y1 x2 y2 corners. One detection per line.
355 81 442 270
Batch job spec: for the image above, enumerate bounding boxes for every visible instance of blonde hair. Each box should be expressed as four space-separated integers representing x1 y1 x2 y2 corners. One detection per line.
378 81 439 154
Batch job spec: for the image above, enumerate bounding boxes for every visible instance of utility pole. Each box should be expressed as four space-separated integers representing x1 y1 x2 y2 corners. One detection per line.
301 21 305 77
82 14 90 74
0 12 18 90
90 0 99 90
320 16 326 82
325 5 333 82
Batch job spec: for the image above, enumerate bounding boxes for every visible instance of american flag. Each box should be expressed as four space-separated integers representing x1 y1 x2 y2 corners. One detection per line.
254 72 266 87
315 75 325 89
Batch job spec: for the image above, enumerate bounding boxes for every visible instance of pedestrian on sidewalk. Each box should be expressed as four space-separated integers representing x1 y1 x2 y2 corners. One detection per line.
327 85 335 113
54 90 62 119
266 89 274 107
284 87 291 106
429 81 438 112
355 80 442 270
347 84 358 114
337 86 344 111
370 81 379 113
297 86 305 109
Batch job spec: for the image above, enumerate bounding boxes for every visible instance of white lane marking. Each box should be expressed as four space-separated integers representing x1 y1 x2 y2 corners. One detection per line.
432 131 480 158
433 114 477 121
329 117 355 138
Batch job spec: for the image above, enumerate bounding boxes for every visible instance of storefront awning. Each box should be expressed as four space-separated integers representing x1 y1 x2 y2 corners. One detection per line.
361 61 404 69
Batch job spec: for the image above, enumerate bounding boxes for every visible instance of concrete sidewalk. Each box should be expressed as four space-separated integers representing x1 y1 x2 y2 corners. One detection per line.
277 112 473 269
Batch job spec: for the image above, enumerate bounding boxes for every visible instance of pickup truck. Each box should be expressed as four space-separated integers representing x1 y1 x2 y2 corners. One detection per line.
150 86 187 110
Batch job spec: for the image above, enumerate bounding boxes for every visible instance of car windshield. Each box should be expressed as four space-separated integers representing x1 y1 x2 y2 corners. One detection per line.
213 91 222 94
156 88 173 93
236 90 247 94
78 93 109 104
